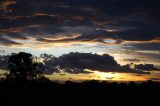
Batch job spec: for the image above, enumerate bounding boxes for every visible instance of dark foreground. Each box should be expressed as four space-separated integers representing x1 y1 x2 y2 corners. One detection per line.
0 79 160 106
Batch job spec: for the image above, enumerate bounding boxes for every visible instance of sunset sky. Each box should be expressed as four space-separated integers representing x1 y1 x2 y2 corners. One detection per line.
0 0 160 82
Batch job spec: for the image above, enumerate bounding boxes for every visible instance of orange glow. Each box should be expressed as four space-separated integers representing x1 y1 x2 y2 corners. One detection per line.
105 29 118 32
45 70 153 82
0 0 16 13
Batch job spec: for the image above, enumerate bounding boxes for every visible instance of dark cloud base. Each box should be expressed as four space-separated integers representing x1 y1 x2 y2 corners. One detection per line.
41 52 154 74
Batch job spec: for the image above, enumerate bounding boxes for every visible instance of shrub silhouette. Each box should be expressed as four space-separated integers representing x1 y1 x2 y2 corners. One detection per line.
6 52 44 80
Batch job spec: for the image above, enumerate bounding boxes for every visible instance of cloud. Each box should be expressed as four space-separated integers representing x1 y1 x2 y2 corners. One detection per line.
112 24 160 41
123 58 141 62
0 37 22 46
53 52 120 71
41 52 120 74
123 43 160 51
0 52 154 74
122 42 160 65
0 0 16 13
0 0 160 47
42 52 150 74
149 78 160 81
134 64 159 71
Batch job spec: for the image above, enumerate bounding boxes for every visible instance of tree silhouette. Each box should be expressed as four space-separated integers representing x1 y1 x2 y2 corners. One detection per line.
7 52 44 80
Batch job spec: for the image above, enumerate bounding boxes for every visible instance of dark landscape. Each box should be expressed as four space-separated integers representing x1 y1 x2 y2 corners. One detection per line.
0 78 160 105
0 52 159 106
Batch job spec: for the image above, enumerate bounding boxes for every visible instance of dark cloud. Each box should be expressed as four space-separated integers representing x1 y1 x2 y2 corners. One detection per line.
123 43 160 51
149 78 160 81
4 33 29 40
0 0 16 13
112 23 160 41
41 52 120 74
54 52 120 71
42 52 150 74
0 52 153 74
123 58 141 62
0 37 22 46
0 0 160 46
0 15 58 29
122 42 160 65
134 64 159 71
35 29 119 45
43 67 60 75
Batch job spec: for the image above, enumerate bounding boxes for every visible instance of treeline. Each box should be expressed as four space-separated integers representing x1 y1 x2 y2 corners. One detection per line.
0 79 160 92
0 79 160 105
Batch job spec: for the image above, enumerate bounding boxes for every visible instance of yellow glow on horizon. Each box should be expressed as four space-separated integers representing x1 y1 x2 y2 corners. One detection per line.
45 70 152 82
105 29 118 32
94 71 118 80
1 69 160 82
93 71 150 81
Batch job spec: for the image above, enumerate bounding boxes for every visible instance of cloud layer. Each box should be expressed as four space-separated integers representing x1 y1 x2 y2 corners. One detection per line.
0 0 160 47
0 0 159 67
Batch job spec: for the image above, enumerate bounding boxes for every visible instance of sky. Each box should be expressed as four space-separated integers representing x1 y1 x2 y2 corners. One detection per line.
0 0 160 82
